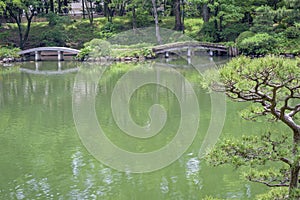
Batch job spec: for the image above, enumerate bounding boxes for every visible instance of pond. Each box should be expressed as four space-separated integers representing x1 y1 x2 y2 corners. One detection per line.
0 56 274 199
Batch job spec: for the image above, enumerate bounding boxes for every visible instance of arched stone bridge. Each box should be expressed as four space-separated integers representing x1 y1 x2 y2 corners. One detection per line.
18 47 80 61
152 42 238 57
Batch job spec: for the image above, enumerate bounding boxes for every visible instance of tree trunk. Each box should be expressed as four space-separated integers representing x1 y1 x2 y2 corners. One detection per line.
58 0 62 14
84 0 94 24
90 1 94 24
151 0 162 45
7 8 24 49
119 3 125 16
132 5 137 31
174 0 183 31
63 0 69 14
289 131 300 196
289 165 300 192
213 5 220 42
17 22 24 49
202 3 209 22
104 0 113 22
219 15 223 31
50 0 54 12
63 0 68 7
23 12 34 49
81 0 85 19
244 12 252 26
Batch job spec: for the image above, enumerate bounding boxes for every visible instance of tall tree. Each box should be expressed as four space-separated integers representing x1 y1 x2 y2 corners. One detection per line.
49 0 54 12
62 0 69 14
174 0 183 30
82 0 86 18
57 0 62 13
104 0 114 22
250 5 275 33
189 0 211 22
151 0 162 44
197 0 245 42
84 0 95 24
127 1 137 31
202 2 209 22
207 56 300 198
0 0 39 49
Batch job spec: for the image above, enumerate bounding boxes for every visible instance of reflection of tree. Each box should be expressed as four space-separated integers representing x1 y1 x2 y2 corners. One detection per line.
0 68 79 199
0 61 257 199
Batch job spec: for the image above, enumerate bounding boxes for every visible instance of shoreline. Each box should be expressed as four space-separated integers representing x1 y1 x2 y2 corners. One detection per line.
0 52 298 65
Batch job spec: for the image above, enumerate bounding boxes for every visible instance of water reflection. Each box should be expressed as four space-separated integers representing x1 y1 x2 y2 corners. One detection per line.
20 62 79 75
186 157 202 188
0 59 269 199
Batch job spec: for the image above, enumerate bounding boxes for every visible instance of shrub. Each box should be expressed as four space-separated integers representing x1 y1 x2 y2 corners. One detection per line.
0 47 20 59
236 31 255 45
39 28 67 46
256 188 289 200
184 18 203 40
273 33 300 54
198 21 219 42
46 12 72 26
237 33 277 55
76 47 92 61
98 22 120 39
78 39 112 60
135 9 153 28
284 26 300 39
220 23 249 42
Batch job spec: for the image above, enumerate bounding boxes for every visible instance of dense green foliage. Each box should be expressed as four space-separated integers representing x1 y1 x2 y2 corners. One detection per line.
206 56 300 198
0 47 20 59
77 38 111 60
0 0 299 55
78 38 155 60
237 33 277 55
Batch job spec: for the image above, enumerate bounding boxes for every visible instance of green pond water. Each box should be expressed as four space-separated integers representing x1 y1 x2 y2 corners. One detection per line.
0 57 278 199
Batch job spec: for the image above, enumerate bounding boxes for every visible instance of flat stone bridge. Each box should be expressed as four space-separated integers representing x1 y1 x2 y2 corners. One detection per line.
18 47 80 61
152 41 238 57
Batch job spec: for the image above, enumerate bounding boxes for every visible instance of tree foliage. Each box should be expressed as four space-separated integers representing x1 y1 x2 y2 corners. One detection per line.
207 56 300 197
0 0 299 53
237 33 277 56
0 0 40 49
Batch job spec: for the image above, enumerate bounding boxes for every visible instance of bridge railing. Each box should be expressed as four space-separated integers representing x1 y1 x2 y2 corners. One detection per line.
152 41 237 57
18 47 80 61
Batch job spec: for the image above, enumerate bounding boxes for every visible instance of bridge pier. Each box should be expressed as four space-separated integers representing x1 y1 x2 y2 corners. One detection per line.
58 51 64 61
165 51 169 58
228 47 239 57
187 57 191 65
35 62 40 70
35 51 42 61
187 48 191 57
58 61 62 71
209 50 214 57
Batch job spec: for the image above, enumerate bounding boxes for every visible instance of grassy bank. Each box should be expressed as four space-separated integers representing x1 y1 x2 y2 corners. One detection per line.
0 16 203 50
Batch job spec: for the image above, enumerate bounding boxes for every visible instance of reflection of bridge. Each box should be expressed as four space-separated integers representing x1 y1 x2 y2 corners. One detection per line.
18 47 80 61
19 62 79 75
156 59 228 69
152 42 238 57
